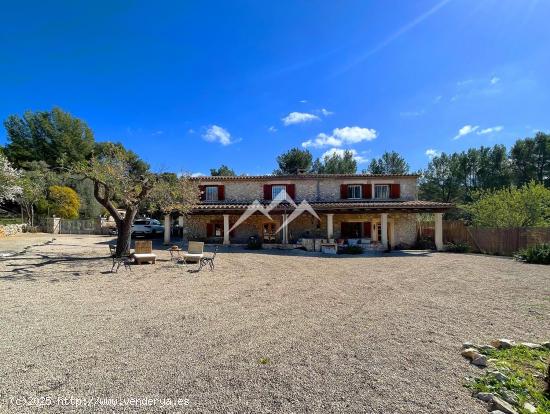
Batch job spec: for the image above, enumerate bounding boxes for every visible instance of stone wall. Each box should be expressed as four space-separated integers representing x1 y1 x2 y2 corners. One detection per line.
0 224 25 238
196 176 418 202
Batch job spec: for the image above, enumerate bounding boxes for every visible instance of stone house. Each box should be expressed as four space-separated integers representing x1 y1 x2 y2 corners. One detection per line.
165 174 452 250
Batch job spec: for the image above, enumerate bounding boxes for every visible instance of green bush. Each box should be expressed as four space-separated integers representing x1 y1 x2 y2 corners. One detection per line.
444 241 470 253
413 236 435 250
342 245 364 254
514 243 550 265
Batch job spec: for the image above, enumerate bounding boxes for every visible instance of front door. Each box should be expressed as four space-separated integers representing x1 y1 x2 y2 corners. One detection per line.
263 223 277 242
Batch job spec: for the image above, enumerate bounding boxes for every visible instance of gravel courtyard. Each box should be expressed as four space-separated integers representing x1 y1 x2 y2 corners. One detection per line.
0 235 548 413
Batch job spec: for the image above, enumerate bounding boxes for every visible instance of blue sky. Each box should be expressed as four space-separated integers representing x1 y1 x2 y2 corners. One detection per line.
1 0 549 175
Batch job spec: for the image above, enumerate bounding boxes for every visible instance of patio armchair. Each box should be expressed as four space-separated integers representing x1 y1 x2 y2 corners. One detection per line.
132 240 157 265
180 241 204 266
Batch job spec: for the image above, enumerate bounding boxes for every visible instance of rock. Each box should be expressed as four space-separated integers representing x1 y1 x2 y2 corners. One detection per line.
480 344 496 351
494 371 509 383
520 342 542 349
462 341 476 349
499 389 518 405
523 403 536 413
541 341 550 350
490 339 515 349
490 396 519 414
475 392 494 402
461 348 479 360
472 354 488 367
489 411 507 414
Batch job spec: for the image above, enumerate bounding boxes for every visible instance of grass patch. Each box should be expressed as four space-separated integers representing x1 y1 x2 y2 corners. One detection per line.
258 357 270 365
466 345 550 413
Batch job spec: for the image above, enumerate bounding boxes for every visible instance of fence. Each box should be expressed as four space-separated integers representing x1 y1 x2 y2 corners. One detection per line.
419 220 550 256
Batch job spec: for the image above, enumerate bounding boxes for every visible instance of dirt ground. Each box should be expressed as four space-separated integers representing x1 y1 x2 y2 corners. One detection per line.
0 234 548 413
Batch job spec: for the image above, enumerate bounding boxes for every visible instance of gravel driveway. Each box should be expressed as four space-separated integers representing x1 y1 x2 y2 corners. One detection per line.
0 235 548 413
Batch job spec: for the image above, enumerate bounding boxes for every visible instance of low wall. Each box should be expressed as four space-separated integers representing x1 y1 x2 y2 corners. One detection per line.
0 224 25 238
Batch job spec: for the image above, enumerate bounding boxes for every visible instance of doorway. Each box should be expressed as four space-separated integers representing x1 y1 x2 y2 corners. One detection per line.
263 222 277 242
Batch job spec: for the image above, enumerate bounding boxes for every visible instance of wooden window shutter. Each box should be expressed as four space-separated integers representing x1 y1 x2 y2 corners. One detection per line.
363 222 372 238
199 185 206 201
340 184 348 199
390 184 401 199
263 184 272 200
206 223 214 237
218 185 225 201
286 184 296 200
362 184 372 199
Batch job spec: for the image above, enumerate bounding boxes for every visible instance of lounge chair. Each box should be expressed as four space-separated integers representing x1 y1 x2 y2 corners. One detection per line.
180 241 204 265
132 240 157 265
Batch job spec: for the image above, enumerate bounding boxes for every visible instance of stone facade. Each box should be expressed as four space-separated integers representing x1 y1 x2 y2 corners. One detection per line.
197 176 418 202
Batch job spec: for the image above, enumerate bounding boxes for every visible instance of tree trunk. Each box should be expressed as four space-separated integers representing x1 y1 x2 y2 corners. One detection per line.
115 208 137 257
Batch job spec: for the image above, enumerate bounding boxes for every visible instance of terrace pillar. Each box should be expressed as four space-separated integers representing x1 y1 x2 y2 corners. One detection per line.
326 214 334 239
434 212 443 251
223 214 230 245
380 213 388 249
164 214 171 245
282 214 289 244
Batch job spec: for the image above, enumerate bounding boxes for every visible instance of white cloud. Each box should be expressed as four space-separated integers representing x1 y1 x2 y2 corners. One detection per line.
299 99 308 103
490 76 500 85
152 130 164 136
321 148 368 164
478 126 503 135
302 126 377 148
320 108 334 116
453 124 479 140
281 112 320 126
434 95 443 103
268 126 277 133
333 126 377 144
425 149 440 159
202 125 234 145
188 128 195 134
191 172 205 177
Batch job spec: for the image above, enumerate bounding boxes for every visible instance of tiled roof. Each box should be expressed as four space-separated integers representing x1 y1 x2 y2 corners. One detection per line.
191 199 452 212
190 173 419 181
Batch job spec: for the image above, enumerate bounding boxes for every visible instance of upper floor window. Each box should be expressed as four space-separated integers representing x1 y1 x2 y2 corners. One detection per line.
205 186 219 201
272 185 287 200
374 184 390 199
348 185 362 199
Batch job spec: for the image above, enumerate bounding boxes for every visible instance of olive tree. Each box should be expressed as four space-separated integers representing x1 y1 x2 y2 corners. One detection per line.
75 143 198 256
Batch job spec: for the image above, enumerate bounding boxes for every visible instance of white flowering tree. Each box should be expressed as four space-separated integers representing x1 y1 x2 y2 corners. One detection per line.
0 153 22 203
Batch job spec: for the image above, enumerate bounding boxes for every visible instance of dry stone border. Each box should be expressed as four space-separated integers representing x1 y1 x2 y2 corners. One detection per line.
461 339 550 414
0 223 25 238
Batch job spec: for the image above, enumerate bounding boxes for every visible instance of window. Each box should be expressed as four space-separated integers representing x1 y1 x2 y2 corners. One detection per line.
214 223 223 237
348 185 362 199
374 184 390 199
272 185 287 200
205 186 218 201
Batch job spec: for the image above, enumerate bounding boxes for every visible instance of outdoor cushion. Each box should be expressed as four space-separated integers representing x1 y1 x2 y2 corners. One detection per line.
182 253 203 262
132 253 157 264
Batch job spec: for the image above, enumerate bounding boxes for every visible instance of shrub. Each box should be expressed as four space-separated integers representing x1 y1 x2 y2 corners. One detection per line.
413 236 435 250
246 235 263 250
444 241 470 253
48 186 80 219
514 243 550 265
342 245 364 254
